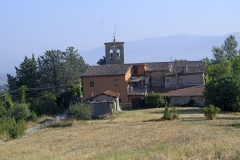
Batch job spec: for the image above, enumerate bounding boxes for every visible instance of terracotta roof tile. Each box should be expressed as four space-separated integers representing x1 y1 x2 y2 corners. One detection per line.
149 85 204 97
81 64 132 77
103 90 120 97
145 61 205 73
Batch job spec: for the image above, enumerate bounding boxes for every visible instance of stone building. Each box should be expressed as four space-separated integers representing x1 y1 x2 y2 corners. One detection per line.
81 38 206 108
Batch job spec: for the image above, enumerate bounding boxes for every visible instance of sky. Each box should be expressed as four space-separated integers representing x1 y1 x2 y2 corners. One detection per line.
1 0 240 73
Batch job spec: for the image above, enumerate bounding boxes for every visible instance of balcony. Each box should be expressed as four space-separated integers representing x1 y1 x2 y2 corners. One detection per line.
127 86 148 95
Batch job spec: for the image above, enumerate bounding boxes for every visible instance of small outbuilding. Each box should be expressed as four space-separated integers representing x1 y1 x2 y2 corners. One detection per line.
87 90 121 117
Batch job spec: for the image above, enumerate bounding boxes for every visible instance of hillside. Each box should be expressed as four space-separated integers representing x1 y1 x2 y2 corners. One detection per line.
0 108 239 159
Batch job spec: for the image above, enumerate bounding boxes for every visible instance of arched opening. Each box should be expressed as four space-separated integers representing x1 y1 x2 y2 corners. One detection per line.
117 49 120 60
110 49 113 60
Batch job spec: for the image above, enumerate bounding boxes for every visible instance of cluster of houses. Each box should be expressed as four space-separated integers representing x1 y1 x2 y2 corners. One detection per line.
81 38 205 114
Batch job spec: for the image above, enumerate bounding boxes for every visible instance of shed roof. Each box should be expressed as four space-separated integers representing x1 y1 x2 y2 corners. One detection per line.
90 90 120 99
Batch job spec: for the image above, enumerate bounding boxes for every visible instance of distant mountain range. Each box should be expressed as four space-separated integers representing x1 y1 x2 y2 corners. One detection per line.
79 32 240 65
1 32 240 75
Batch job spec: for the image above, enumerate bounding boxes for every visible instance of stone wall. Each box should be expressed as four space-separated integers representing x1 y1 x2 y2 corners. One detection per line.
105 42 124 64
92 102 115 118
151 71 167 86
151 72 204 87
178 74 204 86
169 96 204 107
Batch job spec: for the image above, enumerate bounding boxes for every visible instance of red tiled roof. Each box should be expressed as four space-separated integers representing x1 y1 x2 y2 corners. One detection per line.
103 90 120 98
149 85 204 97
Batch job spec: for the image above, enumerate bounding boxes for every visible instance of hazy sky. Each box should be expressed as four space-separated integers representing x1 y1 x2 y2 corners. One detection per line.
1 0 240 73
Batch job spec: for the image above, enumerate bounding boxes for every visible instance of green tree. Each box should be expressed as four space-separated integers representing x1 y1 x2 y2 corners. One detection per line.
204 76 240 111
97 56 106 65
62 47 88 91
11 104 31 121
0 91 13 110
231 56 240 75
0 104 6 117
212 35 239 64
202 57 211 66
20 85 27 104
7 55 40 102
38 50 65 95
212 45 227 64
224 35 239 59
38 47 88 95
145 92 165 108
206 60 232 81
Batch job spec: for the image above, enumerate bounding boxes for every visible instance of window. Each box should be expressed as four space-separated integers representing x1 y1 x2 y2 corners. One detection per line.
90 81 94 87
162 77 165 83
166 79 169 82
114 79 119 86
134 67 138 74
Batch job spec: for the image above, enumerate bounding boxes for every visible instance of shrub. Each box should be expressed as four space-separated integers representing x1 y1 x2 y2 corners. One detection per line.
187 99 197 107
29 99 57 116
0 116 26 139
70 103 93 120
162 106 179 120
145 92 166 108
11 104 31 121
204 76 240 111
29 112 38 122
0 105 6 117
7 119 26 139
204 104 220 120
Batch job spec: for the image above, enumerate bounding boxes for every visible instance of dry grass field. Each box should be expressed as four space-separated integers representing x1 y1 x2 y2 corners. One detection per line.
0 107 240 160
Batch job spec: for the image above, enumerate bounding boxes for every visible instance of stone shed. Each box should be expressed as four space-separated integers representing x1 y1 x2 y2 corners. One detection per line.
87 90 121 117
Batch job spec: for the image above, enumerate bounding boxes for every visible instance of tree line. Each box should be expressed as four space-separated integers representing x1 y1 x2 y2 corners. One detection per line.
0 46 88 139
203 35 240 112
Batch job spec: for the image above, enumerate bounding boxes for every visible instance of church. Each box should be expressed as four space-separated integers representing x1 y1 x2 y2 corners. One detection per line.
81 38 205 109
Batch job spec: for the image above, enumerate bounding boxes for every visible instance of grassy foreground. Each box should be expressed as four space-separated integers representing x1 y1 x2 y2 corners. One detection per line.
0 107 240 160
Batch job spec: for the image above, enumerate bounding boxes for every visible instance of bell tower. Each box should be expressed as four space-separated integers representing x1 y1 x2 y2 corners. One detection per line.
104 37 124 64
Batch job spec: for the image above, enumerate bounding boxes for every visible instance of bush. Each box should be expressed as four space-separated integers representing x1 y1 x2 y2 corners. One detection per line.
28 112 38 122
204 104 220 120
187 99 197 107
145 92 166 108
70 103 93 120
204 76 240 111
11 104 31 121
162 106 179 120
7 119 26 139
0 116 26 139
0 105 6 117
29 99 57 116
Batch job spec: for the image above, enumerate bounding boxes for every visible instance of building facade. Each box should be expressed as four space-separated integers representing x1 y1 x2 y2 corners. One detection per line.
81 39 206 108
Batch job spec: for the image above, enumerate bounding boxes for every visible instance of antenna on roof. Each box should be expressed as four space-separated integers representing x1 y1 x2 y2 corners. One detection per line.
167 56 172 62
113 25 116 42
